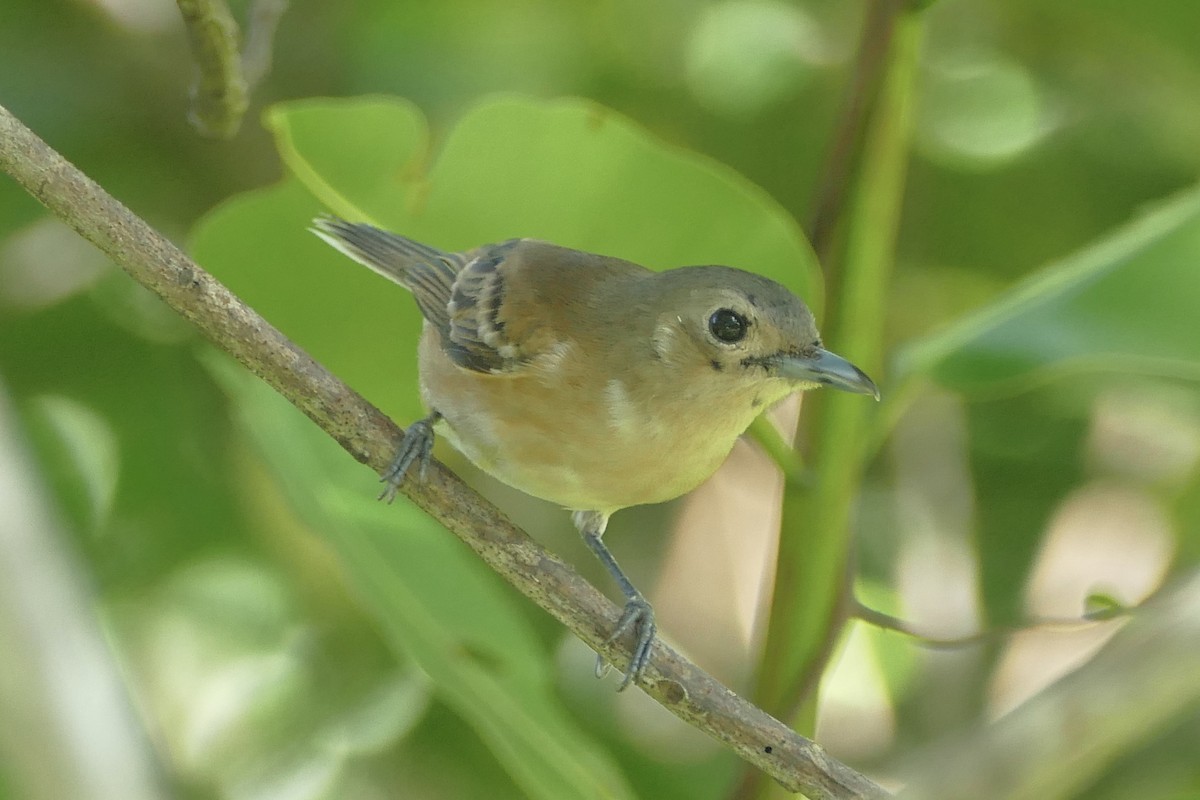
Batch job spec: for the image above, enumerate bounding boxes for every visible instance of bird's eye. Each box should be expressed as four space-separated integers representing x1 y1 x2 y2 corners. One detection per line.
708 308 749 343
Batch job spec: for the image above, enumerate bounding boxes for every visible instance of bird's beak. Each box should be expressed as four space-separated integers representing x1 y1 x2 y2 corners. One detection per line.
777 348 880 400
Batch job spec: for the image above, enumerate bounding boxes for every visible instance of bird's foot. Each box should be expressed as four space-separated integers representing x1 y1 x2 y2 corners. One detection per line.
596 593 656 691
379 413 439 503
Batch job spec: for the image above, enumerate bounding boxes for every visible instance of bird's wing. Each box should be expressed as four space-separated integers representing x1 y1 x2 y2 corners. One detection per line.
444 239 529 373
447 239 657 375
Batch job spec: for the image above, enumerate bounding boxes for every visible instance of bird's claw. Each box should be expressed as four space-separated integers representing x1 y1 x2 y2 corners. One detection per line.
378 415 437 502
596 594 656 691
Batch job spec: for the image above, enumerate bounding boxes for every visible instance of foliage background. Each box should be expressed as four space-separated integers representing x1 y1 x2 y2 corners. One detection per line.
2 1 1199 799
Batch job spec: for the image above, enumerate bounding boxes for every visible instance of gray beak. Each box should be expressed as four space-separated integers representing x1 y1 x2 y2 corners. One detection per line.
777 348 880 400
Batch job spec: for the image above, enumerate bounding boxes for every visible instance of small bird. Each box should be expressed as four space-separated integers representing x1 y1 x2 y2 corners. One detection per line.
312 217 879 690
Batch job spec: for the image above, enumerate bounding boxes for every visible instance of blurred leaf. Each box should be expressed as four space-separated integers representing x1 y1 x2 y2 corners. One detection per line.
316 670 431 755
0 295 243 587
25 394 119 531
683 0 822 117
205 355 635 800
1175 469 1200 568
967 391 1088 625
1078 709 1200 800
896 184 1200 394
893 183 1200 627
1083 591 1129 621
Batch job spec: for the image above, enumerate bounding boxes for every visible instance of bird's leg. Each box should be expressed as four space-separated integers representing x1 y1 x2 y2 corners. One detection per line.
573 510 656 691
379 410 442 503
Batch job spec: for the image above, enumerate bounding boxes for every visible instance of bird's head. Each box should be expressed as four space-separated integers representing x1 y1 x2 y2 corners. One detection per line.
648 266 879 403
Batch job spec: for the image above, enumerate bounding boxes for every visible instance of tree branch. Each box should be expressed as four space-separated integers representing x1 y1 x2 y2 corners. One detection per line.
0 102 889 800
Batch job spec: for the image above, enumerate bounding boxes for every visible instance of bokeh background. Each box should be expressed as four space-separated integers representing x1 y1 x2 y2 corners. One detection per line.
3 1 1200 799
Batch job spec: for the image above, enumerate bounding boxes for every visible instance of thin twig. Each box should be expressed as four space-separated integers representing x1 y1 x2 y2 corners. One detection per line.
0 102 890 800
853 599 1131 649
177 0 287 138
177 0 248 138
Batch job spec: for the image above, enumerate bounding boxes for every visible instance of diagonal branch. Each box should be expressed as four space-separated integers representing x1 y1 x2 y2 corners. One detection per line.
0 102 889 800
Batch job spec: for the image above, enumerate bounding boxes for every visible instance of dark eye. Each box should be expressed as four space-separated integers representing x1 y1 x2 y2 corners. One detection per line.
708 308 749 343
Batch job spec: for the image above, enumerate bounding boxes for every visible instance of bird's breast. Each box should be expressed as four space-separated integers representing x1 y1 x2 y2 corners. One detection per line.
417 335 764 512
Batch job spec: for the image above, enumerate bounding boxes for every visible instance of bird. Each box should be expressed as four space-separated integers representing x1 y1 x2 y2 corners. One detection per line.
311 216 879 690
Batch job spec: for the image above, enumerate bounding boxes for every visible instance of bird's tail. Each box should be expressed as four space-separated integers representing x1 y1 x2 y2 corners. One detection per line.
310 215 460 289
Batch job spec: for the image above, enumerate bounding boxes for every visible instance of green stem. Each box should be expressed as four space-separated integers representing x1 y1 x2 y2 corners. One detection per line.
747 415 807 486
754 9 925 735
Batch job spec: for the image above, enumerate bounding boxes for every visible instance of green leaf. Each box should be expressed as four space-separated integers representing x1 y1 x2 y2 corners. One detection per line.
268 95 429 220
191 178 425 424
205 355 635 800
896 185 1200 393
269 94 819 303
